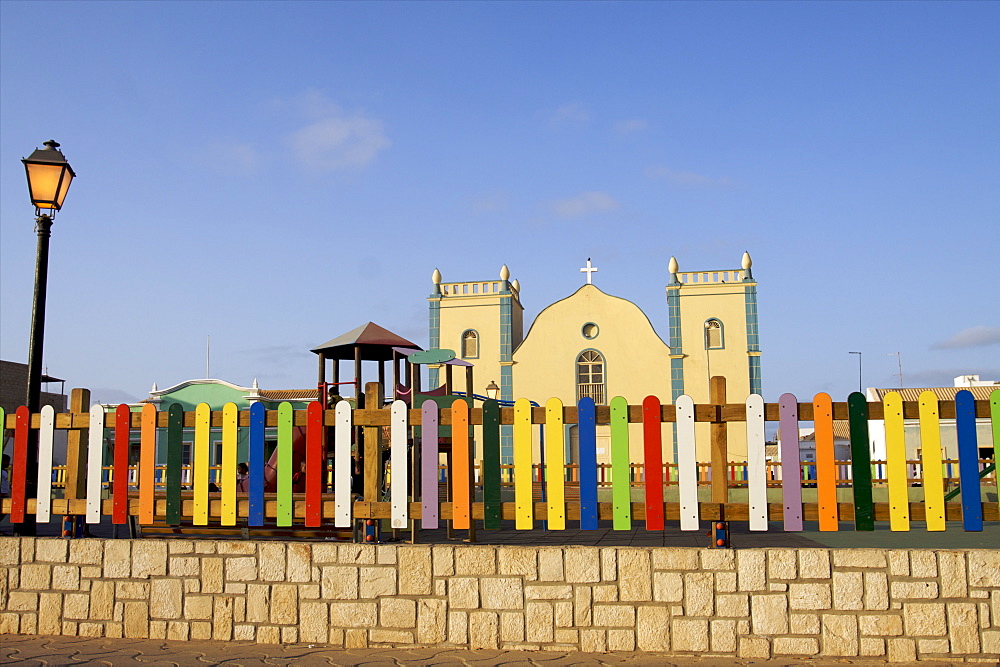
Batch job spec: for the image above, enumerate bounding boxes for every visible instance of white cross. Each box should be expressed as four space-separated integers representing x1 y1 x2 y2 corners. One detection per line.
580 258 598 284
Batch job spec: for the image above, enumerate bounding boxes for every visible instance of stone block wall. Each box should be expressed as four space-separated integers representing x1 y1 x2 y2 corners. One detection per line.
0 537 998 661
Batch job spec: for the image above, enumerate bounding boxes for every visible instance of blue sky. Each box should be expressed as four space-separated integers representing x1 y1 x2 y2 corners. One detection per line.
1 1 997 405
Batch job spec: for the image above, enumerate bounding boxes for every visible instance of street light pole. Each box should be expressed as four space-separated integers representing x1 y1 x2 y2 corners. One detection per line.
849 351 862 395
18 140 75 537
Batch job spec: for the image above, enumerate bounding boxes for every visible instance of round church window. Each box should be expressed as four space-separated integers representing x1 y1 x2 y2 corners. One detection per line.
582 322 599 339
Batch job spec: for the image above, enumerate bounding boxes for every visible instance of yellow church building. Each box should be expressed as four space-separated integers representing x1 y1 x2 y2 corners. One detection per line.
427 254 760 464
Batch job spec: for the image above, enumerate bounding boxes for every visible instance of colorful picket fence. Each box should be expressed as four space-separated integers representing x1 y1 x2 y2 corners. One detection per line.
1 389 998 534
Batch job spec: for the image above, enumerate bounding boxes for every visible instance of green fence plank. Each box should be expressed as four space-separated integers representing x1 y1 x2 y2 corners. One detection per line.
277 402 293 527
848 392 874 531
166 404 184 526
482 400 502 530
610 396 632 530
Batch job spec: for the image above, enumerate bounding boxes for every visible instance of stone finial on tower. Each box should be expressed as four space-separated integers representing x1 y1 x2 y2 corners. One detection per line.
500 264 510 281
151 382 158 393
741 251 753 280
511 278 520 293
668 256 680 284
432 268 442 294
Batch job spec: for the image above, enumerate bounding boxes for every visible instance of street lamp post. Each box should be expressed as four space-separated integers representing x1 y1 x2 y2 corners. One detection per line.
18 140 75 537
849 351 862 395
485 380 500 402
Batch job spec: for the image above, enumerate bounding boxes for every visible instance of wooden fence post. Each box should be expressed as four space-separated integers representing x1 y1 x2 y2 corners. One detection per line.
64 388 90 502
363 382 384 503
710 376 728 505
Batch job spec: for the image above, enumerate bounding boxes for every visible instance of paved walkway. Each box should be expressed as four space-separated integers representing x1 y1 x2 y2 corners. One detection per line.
0 636 925 666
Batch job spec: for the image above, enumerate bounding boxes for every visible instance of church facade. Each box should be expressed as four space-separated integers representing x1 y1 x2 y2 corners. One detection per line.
427 254 760 463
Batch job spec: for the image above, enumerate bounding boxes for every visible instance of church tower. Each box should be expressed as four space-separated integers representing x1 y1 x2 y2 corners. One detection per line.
427 265 524 406
666 252 761 460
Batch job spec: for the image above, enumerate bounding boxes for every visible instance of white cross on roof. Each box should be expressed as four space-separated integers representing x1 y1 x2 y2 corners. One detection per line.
580 258 598 284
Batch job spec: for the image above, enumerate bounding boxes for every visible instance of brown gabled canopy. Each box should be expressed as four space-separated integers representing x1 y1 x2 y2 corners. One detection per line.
310 322 422 361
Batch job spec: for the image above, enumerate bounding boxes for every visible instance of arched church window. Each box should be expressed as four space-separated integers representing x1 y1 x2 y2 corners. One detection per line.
705 319 723 349
577 350 606 405
462 330 479 358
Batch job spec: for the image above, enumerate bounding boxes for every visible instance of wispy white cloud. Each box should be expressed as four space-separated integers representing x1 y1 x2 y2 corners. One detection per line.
549 102 591 129
550 191 620 218
614 118 648 135
283 90 390 171
196 140 262 177
645 164 734 189
932 326 1000 350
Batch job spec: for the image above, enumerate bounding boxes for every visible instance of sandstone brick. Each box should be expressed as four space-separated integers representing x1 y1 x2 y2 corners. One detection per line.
903 602 946 636
715 571 737 593
618 549 651 601
299 601 328 643
717 593 749 618
358 566 396 598
497 547 536 579
225 556 257 582
286 543 313 582
35 538 68 563
774 637 819 655
607 628 635 651
910 550 938 578
751 594 788 635
581 628 607 653
280 626 298 644
216 541 255 555
69 541 104 565
123 601 149 638
652 548 699 571
939 551 969 598
832 548 886 569
131 541 167 578
417 599 447 643
683 572 714 616
982 629 1000 654
672 618 708 652
201 558 223 594
432 545 454 576
329 601 377 628
481 577 523 609
635 604 669 651
380 597 416 628
166 621 189 641
224 582 247 595
115 581 149 600
149 578 183 619
449 577 479 609
790 612 820 635
234 624 256 641
555 599 575 628
864 571 888 610
767 549 797 579
0 540 19 566
574 586 592 626
469 610 499 649
246 584 269 623
448 610 468 644
344 628 367 648
833 571 863 610
789 582 831 610
555 628 579 645
564 547 600 582
700 548 735 571
256 625 280 644
593 604 635 627
653 571 683 603
455 546 496 575
20 563 51 590
525 602 553 642
860 637 885 656
500 610 524 643
799 549 831 579
310 543 337 564
38 592 62 635
78 621 103 637
89 581 114 620
737 550 766 591
212 596 234 640
168 541 194 554
918 638 950 653
887 550 909 577
601 547 617 580
169 556 200 577
947 603 980 654
891 580 938 599
63 593 90 620
968 550 1000 587
339 543 376 565
821 614 858 656
398 546 432 595
20 613 37 634
322 565 358 599
184 595 213 620
538 547 564 581
710 618 737 653
859 613 903 636
270 584 298 624
369 628 413 643
258 543 286 582
593 584 618 602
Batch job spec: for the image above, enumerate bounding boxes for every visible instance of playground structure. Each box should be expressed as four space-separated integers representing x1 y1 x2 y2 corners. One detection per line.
1 378 997 540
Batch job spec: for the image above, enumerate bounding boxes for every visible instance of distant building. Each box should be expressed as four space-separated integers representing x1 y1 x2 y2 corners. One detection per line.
0 360 68 463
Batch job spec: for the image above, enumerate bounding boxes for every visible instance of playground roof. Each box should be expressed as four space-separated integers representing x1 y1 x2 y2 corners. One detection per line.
869 385 999 402
310 322 422 361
